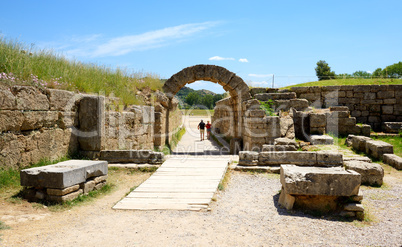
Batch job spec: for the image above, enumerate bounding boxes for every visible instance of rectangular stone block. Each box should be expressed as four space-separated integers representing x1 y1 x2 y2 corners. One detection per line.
20 160 108 189
383 154 402 170
81 180 96 194
48 189 83 202
310 135 334 145
316 151 343 167
280 165 361 196
47 184 80 196
365 140 393 159
259 151 316 166
344 160 384 186
351 135 372 152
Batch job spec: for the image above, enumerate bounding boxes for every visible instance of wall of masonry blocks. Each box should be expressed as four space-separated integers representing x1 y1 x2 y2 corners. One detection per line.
290 84 402 131
0 85 170 169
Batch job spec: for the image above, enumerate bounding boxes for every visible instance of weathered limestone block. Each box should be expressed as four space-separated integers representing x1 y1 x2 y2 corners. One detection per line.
47 184 80 196
20 160 108 189
310 113 327 128
316 151 343 167
0 110 24 132
81 180 96 194
46 89 77 111
48 189 83 202
274 137 297 147
280 165 361 196
278 190 296 210
58 111 78 129
344 160 384 186
365 140 393 159
0 88 17 109
279 115 295 139
262 144 297 152
249 87 267 96
154 91 169 108
383 154 402 170
350 135 372 152
254 92 296 101
21 111 59 131
11 86 49 110
259 151 317 166
383 122 402 133
78 95 105 151
289 98 309 111
238 151 259 166
310 135 334 145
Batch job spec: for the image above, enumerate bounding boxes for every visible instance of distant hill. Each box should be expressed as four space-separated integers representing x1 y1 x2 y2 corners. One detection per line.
176 86 216 101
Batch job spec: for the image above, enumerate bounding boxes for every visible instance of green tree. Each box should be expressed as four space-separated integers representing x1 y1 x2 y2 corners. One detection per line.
352 70 372 79
372 68 383 78
185 92 200 106
384 62 402 78
201 94 214 109
315 60 336 81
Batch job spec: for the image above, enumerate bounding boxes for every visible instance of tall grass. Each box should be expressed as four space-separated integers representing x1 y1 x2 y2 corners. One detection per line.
0 37 163 105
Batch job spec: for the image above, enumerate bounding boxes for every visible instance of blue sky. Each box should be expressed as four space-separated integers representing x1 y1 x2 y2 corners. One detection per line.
1 0 401 94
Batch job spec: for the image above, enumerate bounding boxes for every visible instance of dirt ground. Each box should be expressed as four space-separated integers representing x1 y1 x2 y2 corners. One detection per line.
1 166 401 247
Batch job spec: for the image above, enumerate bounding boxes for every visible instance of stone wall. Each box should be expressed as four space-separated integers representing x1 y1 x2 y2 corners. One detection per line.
0 86 80 168
0 86 167 169
153 92 182 148
290 85 402 131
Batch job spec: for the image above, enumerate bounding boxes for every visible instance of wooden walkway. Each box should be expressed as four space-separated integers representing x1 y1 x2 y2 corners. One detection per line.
112 157 229 211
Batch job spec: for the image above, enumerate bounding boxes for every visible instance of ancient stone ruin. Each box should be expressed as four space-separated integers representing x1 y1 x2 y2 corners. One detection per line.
20 160 108 202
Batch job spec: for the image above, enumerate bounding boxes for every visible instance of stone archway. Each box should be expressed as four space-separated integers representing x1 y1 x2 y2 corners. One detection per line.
162 65 251 150
162 64 251 101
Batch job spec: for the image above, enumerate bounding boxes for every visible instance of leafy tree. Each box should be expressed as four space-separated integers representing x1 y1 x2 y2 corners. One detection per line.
315 60 336 81
336 73 352 79
372 68 383 78
185 92 200 106
384 62 402 78
352 70 372 79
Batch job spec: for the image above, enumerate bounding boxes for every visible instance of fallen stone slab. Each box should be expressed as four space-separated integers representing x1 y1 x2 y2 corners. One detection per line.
20 160 108 189
343 156 372 163
350 135 372 152
310 135 334 145
383 122 402 133
344 160 384 186
280 165 361 196
382 154 402 170
365 140 393 159
274 138 298 147
238 151 259 166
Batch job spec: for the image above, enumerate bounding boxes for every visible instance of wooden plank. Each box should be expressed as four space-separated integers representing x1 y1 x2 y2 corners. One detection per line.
113 157 228 211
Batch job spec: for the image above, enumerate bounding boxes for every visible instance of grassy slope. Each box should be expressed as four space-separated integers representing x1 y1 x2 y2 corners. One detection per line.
0 37 163 105
283 78 402 89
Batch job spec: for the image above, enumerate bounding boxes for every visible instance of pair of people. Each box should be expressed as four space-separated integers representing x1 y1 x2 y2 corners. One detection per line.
197 120 211 141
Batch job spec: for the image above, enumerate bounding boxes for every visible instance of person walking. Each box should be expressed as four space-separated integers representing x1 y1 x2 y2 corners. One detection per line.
198 119 206 141
206 120 212 140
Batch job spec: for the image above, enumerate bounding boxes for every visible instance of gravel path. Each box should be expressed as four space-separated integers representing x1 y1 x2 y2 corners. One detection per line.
1 169 401 246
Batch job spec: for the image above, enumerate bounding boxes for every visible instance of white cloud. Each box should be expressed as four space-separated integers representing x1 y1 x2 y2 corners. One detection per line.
239 58 249 63
367 70 372 74
248 73 273 78
248 81 270 87
62 21 220 58
209 56 235 61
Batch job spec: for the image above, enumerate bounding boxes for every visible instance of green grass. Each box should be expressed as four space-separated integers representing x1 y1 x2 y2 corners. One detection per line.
282 78 402 89
181 109 214 116
370 135 402 157
0 156 71 194
154 126 186 154
0 37 163 105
